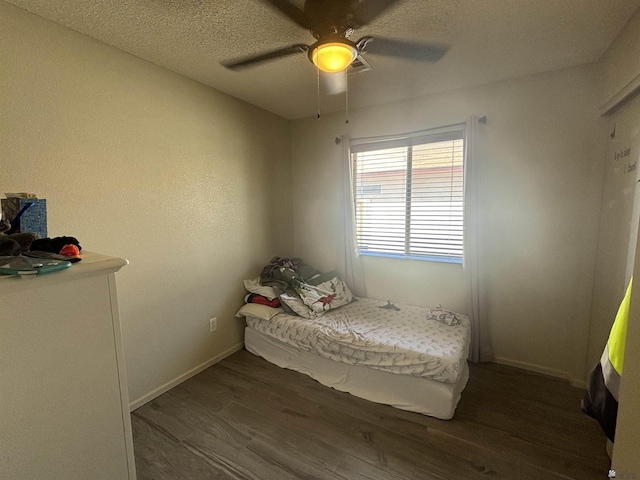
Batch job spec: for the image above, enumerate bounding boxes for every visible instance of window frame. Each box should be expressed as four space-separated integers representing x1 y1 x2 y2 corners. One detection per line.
350 127 465 264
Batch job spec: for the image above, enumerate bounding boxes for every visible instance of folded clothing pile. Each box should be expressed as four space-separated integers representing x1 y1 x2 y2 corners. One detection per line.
236 256 354 321
236 277 284 321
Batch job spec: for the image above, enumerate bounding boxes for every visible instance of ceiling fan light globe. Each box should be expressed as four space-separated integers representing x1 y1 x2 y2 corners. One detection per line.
311 43 357 72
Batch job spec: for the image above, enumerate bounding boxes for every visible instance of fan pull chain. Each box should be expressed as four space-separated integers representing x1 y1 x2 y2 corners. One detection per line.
345 69 349 125
317 65 321 120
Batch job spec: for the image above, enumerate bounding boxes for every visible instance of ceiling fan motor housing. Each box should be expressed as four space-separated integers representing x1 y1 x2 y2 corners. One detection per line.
305 0 360 38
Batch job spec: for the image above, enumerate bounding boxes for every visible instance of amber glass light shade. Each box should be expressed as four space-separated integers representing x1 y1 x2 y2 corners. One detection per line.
311 42 357 72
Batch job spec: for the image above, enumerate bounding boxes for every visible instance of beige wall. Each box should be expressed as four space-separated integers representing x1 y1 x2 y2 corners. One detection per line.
291 65 604 384
0 2 293 405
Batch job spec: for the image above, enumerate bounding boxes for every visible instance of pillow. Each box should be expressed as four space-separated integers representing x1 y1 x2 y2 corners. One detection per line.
243 278 278 300
235 303 283 321
297 276 353 314
279 293 315 319
426 305 463 326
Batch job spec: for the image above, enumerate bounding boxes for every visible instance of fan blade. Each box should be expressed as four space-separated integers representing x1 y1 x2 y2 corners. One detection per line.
321 71 347 95
261 0 310 29
222 44 308 70
352 0 400 26
357 36 448 62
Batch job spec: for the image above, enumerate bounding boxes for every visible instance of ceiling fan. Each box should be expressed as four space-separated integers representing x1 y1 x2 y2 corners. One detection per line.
221 0 449 80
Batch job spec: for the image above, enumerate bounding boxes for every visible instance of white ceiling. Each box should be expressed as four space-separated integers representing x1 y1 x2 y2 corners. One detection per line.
6 0 640 119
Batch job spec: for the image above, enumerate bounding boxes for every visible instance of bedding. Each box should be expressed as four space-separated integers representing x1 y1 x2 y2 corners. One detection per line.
235 303 283 321
244 297 470 384
245 326 469 419
238 257 471 419
298 275 353 314
425 304 464 326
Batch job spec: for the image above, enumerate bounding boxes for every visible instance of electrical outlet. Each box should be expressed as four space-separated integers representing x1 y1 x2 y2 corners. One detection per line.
209 317 217 333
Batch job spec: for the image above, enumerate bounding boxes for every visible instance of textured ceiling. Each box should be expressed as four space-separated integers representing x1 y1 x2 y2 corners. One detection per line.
5 0 640 119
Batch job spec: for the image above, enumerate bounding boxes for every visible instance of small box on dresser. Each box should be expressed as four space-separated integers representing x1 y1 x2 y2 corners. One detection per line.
1 198 47 238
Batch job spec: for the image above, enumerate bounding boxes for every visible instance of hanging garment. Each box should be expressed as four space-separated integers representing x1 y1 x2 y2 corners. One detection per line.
582 278 632 441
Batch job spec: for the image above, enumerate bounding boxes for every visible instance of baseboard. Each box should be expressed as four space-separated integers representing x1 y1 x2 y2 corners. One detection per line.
493 356 586 389
129 342 244 411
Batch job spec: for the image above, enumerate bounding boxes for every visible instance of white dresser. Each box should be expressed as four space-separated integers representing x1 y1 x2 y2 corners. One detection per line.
0 252 136 480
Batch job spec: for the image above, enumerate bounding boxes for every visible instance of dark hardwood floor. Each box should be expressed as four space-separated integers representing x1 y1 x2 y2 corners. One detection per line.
132 349 610 480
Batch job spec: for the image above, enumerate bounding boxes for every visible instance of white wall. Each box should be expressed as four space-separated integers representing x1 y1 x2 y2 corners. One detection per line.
291 65 605 384
0 2 293 405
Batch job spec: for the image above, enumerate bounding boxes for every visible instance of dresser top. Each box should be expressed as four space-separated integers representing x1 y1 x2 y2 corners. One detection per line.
0 251 128 294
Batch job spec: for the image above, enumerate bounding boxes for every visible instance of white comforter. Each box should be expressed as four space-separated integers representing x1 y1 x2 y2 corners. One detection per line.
245 297 470 383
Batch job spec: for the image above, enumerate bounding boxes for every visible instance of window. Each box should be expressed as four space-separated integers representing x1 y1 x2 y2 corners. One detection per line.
351 129 464 263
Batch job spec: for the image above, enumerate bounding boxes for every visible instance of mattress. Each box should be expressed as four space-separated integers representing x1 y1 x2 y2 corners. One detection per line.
244 326 470 419
245 297 470 383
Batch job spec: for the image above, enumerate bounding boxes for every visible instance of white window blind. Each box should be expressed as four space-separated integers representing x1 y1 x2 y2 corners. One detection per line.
351 129 464 263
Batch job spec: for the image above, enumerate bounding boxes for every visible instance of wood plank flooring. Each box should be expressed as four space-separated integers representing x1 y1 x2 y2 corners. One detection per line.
132 349 610 480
